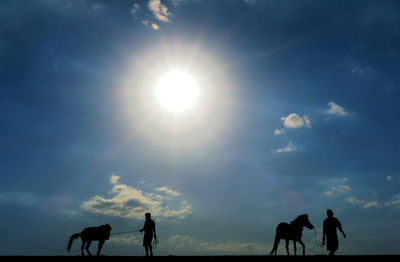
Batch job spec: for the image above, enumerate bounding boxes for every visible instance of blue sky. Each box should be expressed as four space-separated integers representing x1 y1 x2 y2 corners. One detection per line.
1 0 400 256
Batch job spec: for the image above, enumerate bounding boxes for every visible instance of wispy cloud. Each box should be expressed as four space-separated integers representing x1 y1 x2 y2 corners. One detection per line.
273 128 285 136
325 101 348 116
154 186 181 196
131 3 141 15
109 234 142 245
385 194 400 207
81 175 192 220
107 233 269 255
0 191 41 207
345 196 381 209
325 185 351 196
167 235 268 255
276 142 296 153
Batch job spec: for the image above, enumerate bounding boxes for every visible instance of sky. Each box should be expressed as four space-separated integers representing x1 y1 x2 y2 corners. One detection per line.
1 0 400 256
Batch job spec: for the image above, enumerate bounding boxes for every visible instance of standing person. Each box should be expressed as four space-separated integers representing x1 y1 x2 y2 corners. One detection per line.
140 213 157 256
322 209 346 256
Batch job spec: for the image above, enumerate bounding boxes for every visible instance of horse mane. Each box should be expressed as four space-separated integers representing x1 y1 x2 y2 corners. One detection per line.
291 214 308 224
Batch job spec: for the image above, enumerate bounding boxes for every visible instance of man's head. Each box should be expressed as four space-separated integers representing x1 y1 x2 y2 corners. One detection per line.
145 212 151 220
327 209 334 217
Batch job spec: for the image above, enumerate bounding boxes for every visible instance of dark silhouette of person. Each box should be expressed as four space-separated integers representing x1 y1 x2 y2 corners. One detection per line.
140 212 157 256
322 209 346 256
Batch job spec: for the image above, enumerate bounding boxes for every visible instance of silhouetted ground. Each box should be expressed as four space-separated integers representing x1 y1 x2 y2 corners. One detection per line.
1 256 399 261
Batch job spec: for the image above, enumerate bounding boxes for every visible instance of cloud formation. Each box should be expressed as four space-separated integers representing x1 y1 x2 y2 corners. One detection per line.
148 0 172 22
281 113 312 129
325 102 348 116
274 113 311 136
345 196 381 209
167 235 268 255
276 142 296 153
81 175 192 220
155 186 181 196
385 194 400 207
131 3 141 14
325 185 351 196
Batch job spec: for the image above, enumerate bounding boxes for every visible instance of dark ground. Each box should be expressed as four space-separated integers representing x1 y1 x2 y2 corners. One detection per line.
1 256 399 262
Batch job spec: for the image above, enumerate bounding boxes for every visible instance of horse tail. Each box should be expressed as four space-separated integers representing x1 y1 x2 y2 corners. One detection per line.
67 233 81 252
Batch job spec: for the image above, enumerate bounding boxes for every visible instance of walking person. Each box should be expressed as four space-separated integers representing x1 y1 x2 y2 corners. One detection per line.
322 209 346 256
140 213 158 256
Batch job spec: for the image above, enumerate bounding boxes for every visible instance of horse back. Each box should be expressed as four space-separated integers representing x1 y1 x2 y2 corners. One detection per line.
81 226 110 241
276 222 302 240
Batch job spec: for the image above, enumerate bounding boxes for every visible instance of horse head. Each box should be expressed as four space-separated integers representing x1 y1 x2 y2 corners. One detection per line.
299 214 314 230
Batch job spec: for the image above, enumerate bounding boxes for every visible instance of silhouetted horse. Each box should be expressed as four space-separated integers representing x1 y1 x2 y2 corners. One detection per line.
67 224 112 256
270 214 314 256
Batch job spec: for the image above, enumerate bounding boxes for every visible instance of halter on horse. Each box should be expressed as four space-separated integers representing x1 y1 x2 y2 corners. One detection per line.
270 214 314 256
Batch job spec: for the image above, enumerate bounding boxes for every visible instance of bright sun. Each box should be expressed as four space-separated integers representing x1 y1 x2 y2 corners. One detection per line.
155 70 199 113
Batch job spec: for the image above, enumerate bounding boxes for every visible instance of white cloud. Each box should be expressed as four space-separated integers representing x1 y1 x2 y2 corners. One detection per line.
325 102 348 116
363 201 380 208
167 235 268 255
81 175 192 220
110 174 120 184
107 233 269 255
345 196 364 204
154 186 181 196
281 113 312 129
273 128 285 136
276 142 296 153
131 3 141 14
109 234 142 245
385 194 400 207
148 0 172 22
151 22 160 30
345 196 381 209
387 176 392 181
325 185 351 196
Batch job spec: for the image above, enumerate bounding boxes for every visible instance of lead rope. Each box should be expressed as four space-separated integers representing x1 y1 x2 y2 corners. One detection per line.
314 228 324 248
153 236 159 249
110 229 141 236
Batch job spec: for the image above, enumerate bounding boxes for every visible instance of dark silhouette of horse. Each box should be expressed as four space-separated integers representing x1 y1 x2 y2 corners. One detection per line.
270 214 314 256
67 224 112 256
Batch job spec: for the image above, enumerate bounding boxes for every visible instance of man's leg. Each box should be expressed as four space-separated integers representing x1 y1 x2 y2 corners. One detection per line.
144 245 149 256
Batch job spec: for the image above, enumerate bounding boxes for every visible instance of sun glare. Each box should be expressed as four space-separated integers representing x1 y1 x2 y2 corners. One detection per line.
155 70 199 113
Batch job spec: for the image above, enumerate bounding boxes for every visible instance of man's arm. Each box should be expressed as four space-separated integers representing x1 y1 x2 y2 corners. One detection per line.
338 225 346 238
153 221 157 238
140 222 145 232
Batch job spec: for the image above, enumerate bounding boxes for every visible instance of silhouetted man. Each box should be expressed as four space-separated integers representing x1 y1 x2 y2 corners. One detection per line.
140 213 157 256
322 209 346 256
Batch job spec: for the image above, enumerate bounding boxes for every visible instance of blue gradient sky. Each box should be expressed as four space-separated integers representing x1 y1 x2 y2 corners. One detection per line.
1 0 400 256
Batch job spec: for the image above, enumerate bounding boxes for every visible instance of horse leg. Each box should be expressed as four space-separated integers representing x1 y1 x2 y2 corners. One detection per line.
270 234 280 256
85 240 93 256
285 239 290 256
298 239 305 256
97 240 105 256
80 240 86 256
293 240 297 256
